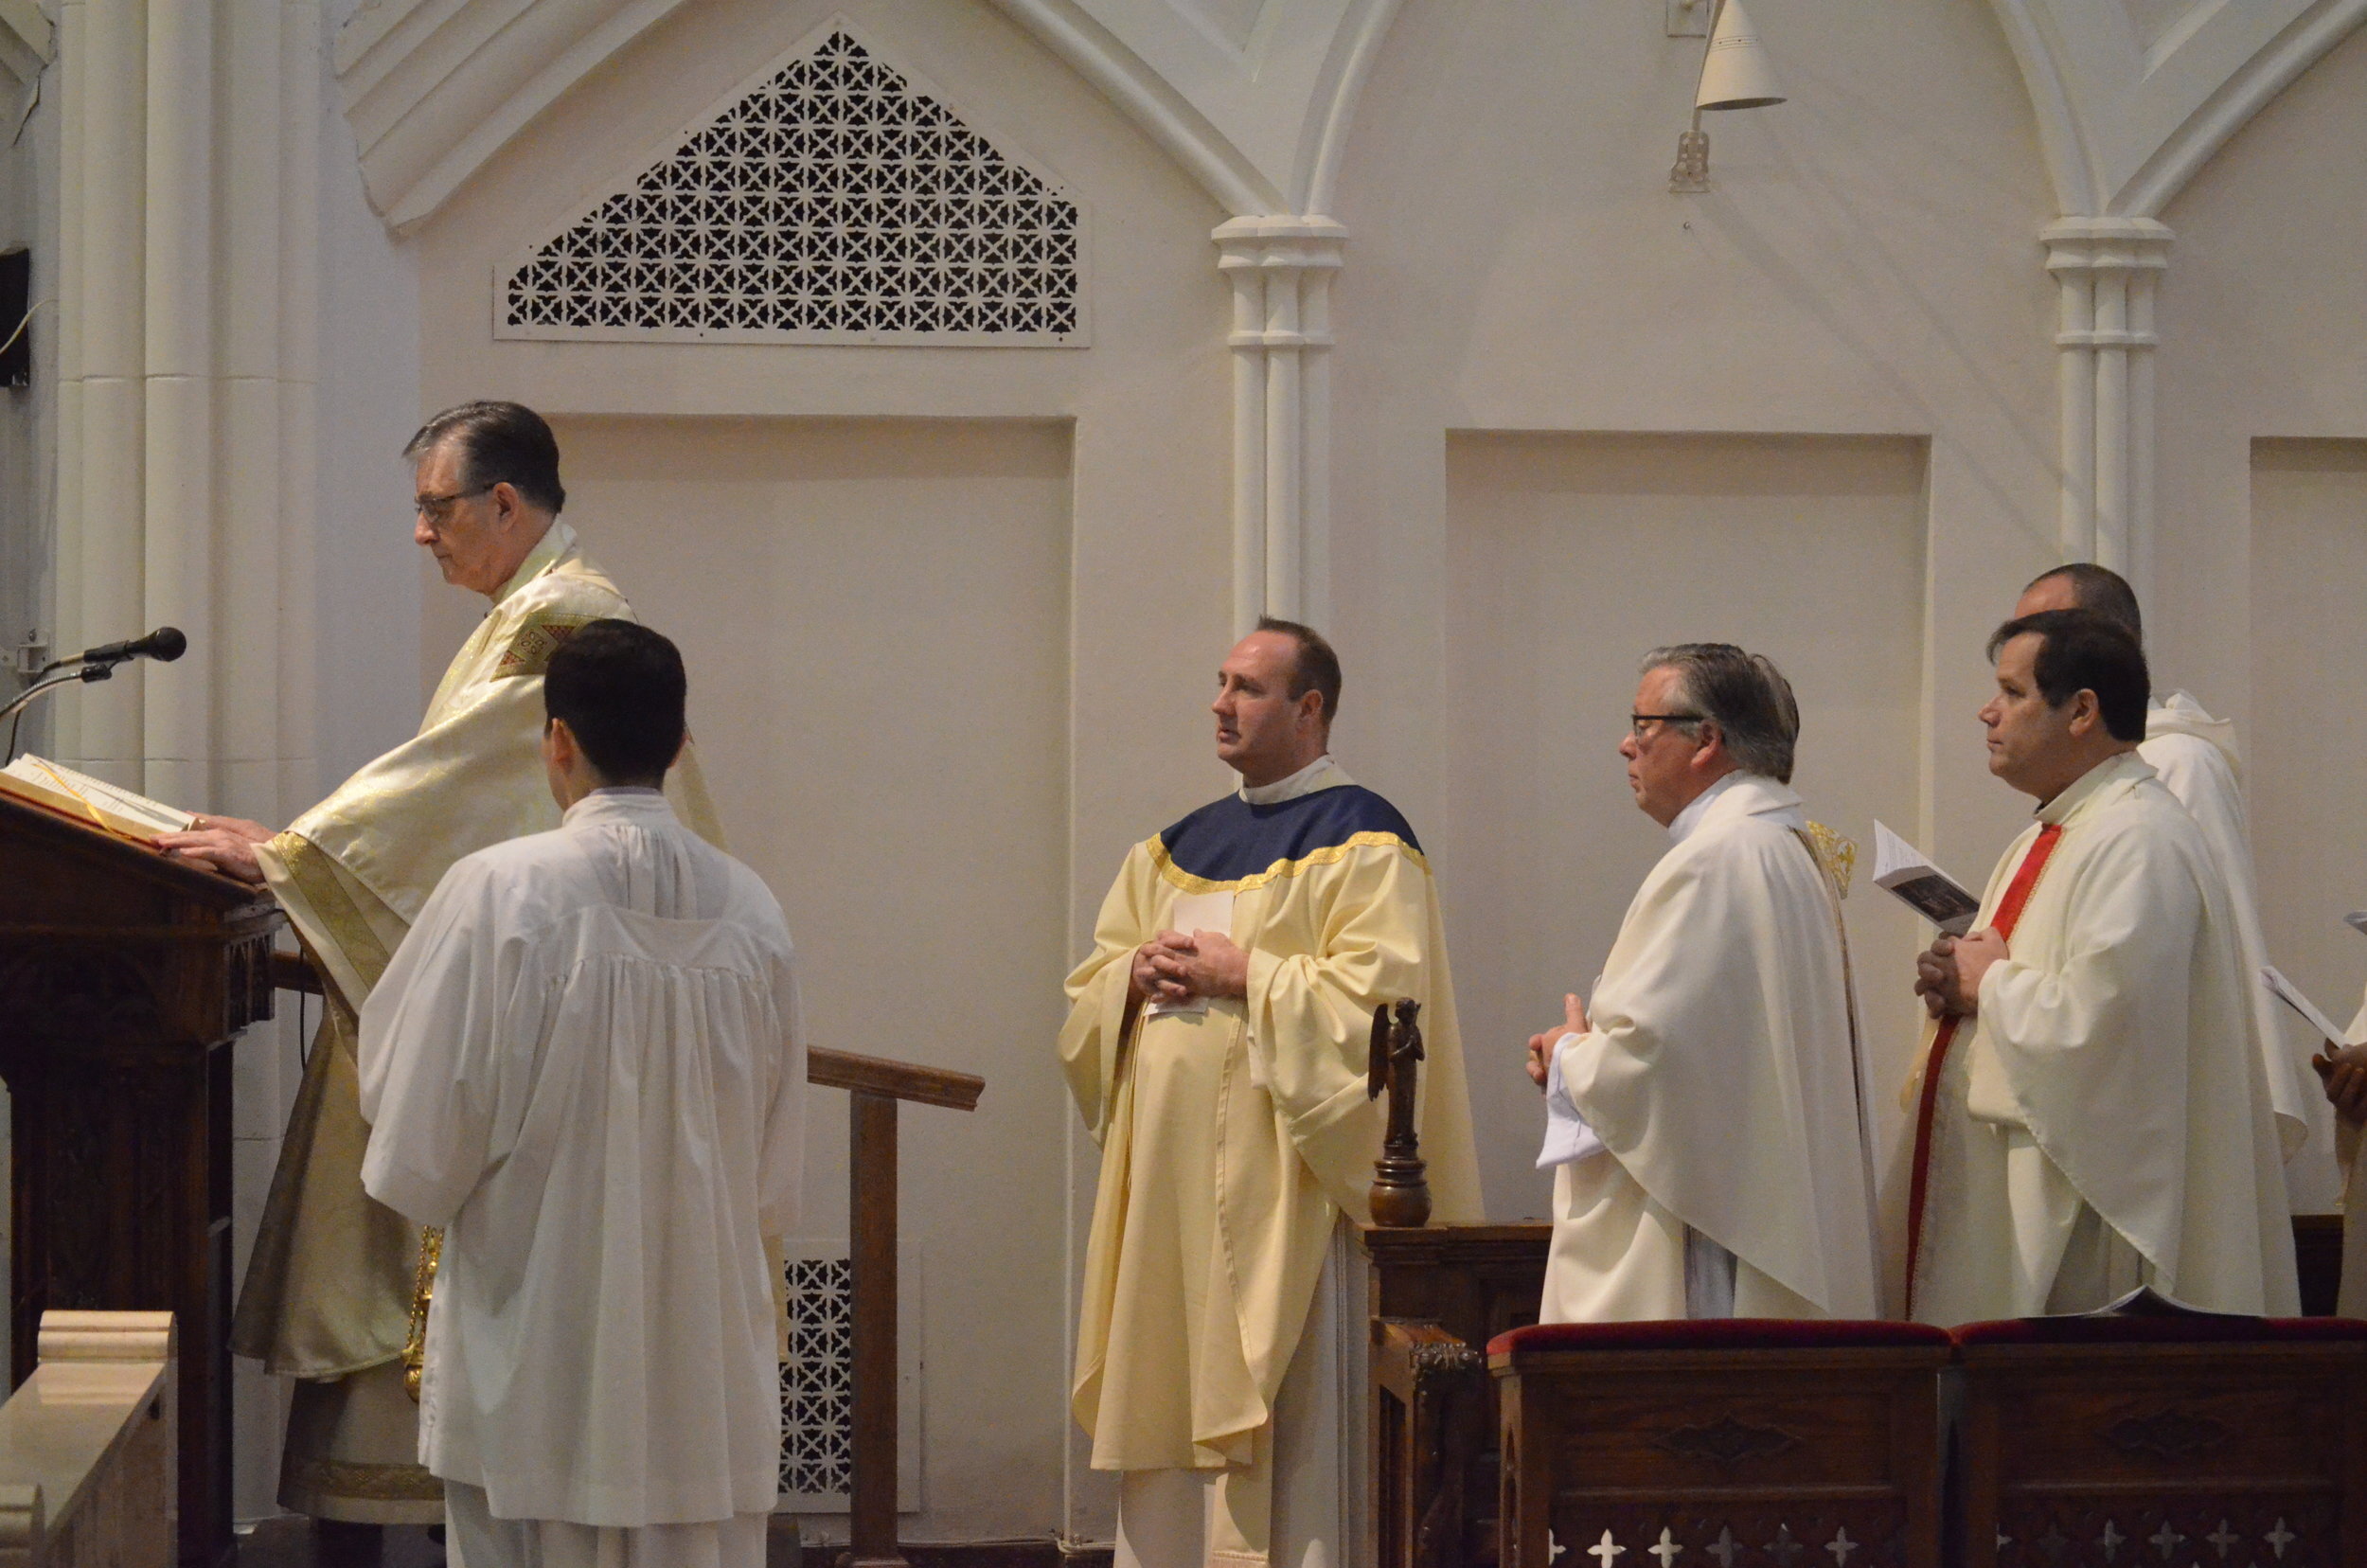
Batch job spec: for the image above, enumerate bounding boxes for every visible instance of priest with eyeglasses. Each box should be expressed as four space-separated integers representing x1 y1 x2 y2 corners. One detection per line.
155 401 724 1538
1528 644 1879 1323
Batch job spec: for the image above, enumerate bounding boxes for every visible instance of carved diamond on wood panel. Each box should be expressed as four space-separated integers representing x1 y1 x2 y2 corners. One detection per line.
1651 1414 1802 1470
2101 1407 2231 1462
499 24 1083 346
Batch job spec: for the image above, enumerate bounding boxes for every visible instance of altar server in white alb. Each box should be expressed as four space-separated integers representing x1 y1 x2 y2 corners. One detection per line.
358 621 804 1568
1529 644 1878 1324
2014 562 2321 1184
1909 610 2296 1322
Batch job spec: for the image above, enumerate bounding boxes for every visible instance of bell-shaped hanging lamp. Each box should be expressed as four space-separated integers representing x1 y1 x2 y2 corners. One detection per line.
1670 0 1787 192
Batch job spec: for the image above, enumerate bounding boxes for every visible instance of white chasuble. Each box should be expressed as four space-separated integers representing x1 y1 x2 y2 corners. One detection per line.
1911 752 2298 1324
1539 774 1878 1325
359 791 803 1545
1062 761 1481 1565
235 523 723 1520
2143 692 2318 1168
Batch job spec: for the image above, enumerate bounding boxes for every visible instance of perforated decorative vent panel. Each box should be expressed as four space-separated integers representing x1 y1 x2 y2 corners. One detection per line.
499 26 1084 346
780 1255 853 1500
776 1238 920 1512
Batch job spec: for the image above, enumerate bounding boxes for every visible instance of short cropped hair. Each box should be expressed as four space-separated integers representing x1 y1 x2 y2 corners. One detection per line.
2025 561 2142 644
543 619 686 786
1642 643 1801 784
404 401 566 515
1254 615 1343 728
1985 609 2149 742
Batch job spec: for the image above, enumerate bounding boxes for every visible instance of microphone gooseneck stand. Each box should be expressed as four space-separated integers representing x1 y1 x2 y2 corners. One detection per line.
2 661 125 765
3 627 187 765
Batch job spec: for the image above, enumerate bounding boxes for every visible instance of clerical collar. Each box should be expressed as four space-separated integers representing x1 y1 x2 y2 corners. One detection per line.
490 521 577 608
2035 748 2151 827
1666 771 1744 845
563 787 675 827
1239 753 1341 805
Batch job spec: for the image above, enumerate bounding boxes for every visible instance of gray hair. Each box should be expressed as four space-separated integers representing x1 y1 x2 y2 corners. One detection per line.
1640 643 1800 784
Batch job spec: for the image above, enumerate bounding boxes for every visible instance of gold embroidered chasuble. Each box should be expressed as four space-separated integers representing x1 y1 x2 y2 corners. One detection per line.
235 522 722 1392
1061 763 1482 1518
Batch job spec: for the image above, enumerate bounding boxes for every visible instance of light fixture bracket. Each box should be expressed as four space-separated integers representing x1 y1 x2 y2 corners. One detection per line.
1669 129 1711 193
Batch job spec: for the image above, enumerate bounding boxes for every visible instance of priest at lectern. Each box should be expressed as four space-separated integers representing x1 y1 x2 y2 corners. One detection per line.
1060 619 1481 1568
1528 644 1878 1324
1906 610 2295 1322
157 401 721 1532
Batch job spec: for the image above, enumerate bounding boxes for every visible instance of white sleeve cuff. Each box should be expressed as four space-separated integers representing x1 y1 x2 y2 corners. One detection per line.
1537 1032 1608 1170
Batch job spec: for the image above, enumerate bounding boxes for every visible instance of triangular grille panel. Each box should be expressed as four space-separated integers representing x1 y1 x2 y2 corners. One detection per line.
499 27 1083 345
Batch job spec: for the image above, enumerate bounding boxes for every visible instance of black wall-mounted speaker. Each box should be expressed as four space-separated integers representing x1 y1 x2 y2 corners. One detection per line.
0 249 28 387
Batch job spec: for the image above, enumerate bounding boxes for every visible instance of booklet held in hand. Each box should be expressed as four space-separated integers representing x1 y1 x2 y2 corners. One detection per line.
1872 821 1981 935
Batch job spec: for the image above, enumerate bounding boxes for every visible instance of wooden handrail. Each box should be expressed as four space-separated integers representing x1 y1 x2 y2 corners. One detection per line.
809 1045 983 1111
276 955 981 1108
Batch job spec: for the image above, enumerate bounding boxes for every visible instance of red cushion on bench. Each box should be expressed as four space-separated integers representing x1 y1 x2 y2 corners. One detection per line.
1951 1314 2367 1347
1488 1318 1954 1358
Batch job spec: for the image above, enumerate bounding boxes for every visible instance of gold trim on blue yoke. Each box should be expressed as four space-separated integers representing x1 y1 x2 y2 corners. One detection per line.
1148 829 1430 895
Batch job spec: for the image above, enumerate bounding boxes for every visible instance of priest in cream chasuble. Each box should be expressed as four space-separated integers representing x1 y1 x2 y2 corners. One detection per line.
2014 564 2320 1177
159 404 722 1525
1062 621 1481 1568
1532 645 1878 1324
1908 611 2296 1323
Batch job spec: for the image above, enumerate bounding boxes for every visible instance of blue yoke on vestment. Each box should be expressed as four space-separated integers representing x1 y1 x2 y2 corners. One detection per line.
1152 785 1423 891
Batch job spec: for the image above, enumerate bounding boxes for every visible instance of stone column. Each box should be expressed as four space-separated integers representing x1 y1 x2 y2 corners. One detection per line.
50 0 320 818
2042 217 2172 579
1215 215 1345 633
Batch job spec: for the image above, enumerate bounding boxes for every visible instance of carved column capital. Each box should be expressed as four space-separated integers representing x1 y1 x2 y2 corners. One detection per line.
2043 217 2173 347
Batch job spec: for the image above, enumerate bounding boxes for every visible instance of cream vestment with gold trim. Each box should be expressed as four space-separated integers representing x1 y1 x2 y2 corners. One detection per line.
1062 759 1481 1566
235 524 722 1522
1539 773 1879 1325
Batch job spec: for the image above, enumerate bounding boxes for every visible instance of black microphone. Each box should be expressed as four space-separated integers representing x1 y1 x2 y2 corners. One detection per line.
73 627 187 667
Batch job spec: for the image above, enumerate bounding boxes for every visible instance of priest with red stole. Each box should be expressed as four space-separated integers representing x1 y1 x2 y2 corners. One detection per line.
1908 610 2296 1321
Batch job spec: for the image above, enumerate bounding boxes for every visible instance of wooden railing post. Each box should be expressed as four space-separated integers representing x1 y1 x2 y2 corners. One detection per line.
804 1047 982 1568
845 1090 906 1568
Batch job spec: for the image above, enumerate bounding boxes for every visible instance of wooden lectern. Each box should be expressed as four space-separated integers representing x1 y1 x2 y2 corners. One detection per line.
0 791 280 1568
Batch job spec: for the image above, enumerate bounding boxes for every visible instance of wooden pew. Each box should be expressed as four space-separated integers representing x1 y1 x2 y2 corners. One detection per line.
1952 1314 2367 1567
0 1311 176 1568
1361 1223 1549 1568
1490 1319 1950 1568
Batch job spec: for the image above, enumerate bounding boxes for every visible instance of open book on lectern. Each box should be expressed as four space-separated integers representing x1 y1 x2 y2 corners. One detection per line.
0 754 195 842
1871 821 1981 935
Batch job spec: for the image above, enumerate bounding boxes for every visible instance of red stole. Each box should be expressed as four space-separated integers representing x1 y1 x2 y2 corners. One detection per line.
1902 822 2064 1316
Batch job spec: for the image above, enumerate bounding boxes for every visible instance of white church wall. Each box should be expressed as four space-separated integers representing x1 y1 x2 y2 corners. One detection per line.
2153 21 2367 1212
1442 433 1928 1232
407 0 1229 1542
550 413 1075 1527
2251 440 2367 1072
1326 0 2062 1222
